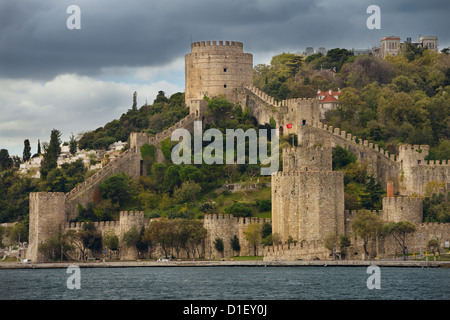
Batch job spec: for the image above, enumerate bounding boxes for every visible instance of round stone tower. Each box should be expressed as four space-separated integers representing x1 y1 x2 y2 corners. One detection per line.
185 41 253 105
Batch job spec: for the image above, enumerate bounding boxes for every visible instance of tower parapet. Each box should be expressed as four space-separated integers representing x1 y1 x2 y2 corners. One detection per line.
382 197 423 225
190 41 244 54
185 40 253 103
282 146 332 172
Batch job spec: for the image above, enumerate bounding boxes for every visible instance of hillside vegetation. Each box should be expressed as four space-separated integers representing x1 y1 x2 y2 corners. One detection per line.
1 46 449 246
254 47 450 159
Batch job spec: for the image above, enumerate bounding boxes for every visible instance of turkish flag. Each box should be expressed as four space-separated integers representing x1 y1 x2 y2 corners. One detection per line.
286 123 292 129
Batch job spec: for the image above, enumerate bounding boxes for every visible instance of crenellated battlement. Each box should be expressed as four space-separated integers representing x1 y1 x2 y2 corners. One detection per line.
191 40 244 49
153 113 198 142
282 145 332 172
307 120 399 161
244 85 316 108
382 196 423 225
65 149 135 201
65 220 120 230
120 211 145 218
382 196 423 203
424 159 450 165
263 239 329 261
204 214 270 225
272 170 338 177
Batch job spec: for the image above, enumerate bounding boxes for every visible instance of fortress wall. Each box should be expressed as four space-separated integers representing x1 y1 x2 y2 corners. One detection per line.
397 144 448 195
236 86 320 134
402 164 450 196
344 209 449 259
65 220 121 233
271 171 345 244
64 149 141 221
27 192 66 263
282 146 332 172
263 240 329 261
382 197 423 225
65 112 202 221
298 121 400 189
119 211 147 260
203 214 271 258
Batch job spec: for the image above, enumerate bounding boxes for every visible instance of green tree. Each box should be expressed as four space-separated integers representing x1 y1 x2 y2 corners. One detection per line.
0 226 6 248
69 133 77 156
173 181 202 204
339 235 351 260
132 91 137 111
213 237 224 258
426 239 440 261
207 97 234 118
65 222 102 260
332 145 357 170
351 210 384 259
37 139 41 155
324 233 339 260
230 235 240 256
243 223 263 256
8 221 29 244
183 220 207 259
102 228 119 257
382 221 417 260
23 139 31 162
360 175 385 210
122 225 141 248
143 218 174 258
224 202 252 217
38 226 74 261
154 90 168 104
0 149 13 170
40 129 62 179
98 173 134 206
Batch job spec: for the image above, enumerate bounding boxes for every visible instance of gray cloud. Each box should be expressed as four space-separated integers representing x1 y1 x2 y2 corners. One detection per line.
1 0 448 81
1 0 449 156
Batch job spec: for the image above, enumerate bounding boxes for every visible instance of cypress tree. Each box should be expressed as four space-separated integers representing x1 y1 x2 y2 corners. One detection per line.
23 139 31 162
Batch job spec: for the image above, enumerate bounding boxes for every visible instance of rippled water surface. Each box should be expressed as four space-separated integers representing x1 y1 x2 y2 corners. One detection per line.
1 266 449 300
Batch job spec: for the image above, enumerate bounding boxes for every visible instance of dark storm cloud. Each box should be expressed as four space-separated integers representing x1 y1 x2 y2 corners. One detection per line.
0 0 449 80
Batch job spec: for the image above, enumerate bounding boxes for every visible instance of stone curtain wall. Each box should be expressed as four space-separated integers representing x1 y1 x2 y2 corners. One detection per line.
235 86 320 135
65 149 141 220
203 214 271 258
271 171 345 244
264 220 450 261
298 120 449 196
263 240 329 261
382 197 423 225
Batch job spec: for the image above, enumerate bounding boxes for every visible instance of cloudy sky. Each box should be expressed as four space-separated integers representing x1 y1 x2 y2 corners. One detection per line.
1 0 449 156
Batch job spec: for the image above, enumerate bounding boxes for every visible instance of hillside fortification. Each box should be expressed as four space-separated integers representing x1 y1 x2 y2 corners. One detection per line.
185 41 253 107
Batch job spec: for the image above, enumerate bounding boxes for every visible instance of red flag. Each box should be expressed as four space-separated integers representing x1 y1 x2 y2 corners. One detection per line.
286 123 292 129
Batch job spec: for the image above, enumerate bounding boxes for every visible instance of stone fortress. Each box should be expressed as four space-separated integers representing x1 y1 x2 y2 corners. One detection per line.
27 40 449 263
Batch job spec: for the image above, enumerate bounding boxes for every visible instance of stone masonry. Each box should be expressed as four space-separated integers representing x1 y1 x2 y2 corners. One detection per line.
271 146 345 246
27 40 449 262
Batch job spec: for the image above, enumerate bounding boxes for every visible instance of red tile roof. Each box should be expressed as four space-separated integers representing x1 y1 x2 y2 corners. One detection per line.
320 94 339 102
317 89 341 103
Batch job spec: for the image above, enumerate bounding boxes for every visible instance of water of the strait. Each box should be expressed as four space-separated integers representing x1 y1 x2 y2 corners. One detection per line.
1 266 448 300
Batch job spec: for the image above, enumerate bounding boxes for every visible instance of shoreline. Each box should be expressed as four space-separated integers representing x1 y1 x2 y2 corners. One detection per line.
1 259 449 269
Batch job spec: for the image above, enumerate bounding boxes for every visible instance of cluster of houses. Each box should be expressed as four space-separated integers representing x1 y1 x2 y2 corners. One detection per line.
18 141 127 179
